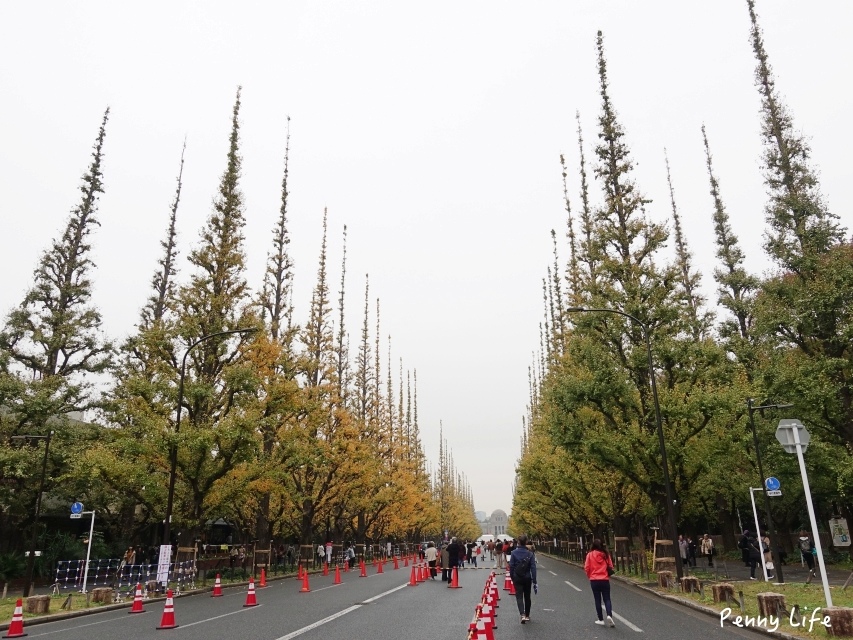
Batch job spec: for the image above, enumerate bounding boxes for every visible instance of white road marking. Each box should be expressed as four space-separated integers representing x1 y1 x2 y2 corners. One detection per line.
602 606 643 632
564 580 582 592
549 570 558 576
274 583 409 640
179 605 261 628
310 583 344 592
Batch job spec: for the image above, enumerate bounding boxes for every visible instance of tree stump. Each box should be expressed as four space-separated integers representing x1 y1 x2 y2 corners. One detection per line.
680 576 700 594
25 595 50 614
757 592 785 617
91 587 113 603
712 583 734 604
826 607 853 637
657 571 673 589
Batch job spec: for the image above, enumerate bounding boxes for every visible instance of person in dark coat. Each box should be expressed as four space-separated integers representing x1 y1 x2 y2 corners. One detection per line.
739 530 751 566
746 532 761 580
445 538 461 586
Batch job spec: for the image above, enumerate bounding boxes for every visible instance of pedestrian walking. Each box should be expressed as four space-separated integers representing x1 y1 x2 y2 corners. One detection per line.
325 540 333 565
739 530 751 567
440 543 450 581
700 534 715 568
678 535 688 567
687 536 697 568
445 538 461 586
761 532 775 579
509 534 537 624
798 529 816 576
746 532 761 580
425 541 438 579
317 543 325 568
584 539 615 628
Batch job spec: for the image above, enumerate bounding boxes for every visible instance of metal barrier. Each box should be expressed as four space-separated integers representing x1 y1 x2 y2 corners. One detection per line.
54 559 198 596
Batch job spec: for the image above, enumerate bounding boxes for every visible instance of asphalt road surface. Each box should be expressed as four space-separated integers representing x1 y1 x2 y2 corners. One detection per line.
18 557 767 639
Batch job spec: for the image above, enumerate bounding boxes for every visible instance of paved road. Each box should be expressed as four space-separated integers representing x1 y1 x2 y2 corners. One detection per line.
12 558 766 639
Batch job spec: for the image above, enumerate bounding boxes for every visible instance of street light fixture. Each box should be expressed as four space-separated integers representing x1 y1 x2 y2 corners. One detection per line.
162 327 258 547
566 307 683 579
11 430 54 597
747 399 792 584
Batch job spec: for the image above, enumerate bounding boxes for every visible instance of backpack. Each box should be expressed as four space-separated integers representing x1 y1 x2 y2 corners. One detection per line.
512 553 532 581
799 537 812 553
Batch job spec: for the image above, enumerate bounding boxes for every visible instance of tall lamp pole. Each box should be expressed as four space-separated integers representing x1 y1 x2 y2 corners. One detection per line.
566 307 682 579
11 430 54 597
747 399 791 584
162 328 257 546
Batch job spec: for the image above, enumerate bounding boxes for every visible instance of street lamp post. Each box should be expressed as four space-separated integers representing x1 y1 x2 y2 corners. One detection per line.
162 328 258 547
566 307 683 579
747 399 792 584
11 430 54 597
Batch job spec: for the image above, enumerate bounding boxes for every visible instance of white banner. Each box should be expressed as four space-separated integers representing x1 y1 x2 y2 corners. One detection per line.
157 544 172 584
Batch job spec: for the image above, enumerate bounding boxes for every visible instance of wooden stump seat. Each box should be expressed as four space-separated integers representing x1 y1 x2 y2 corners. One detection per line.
25 595 50 614
657 571 673 589
826 607 853 637
712 583 734 604
756 592 785 617
680 576 700 594
91 587 113 603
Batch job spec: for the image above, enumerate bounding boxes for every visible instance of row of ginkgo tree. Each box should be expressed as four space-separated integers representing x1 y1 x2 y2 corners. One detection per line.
0 90 479 554
511 1 853 552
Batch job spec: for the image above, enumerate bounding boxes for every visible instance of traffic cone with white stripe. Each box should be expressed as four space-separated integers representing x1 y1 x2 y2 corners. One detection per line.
211 574 223 597
243 578 258 607
2 599 26 638
156 589 178 629
503 571 512 590
129 583 145 613
448 566 462 589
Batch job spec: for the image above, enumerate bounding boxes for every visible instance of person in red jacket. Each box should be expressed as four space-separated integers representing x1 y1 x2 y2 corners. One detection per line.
583 539 615 627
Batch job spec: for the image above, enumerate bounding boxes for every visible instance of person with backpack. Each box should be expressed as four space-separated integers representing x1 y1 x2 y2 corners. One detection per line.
509 534 537 624
745 532 761 580
798 530 816 577
584 539 615 627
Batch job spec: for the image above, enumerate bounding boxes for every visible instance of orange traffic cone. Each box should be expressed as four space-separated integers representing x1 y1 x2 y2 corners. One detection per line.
508 578 516 595
404 555 409 567
322 562 329 576
503 571 511 591
297 563 304 580
359 560 367 578
408 565 418 587
129 583 145 613
300 571 311 593
156 589 179 629
334 566 342 585
2 598 26 638
259 568 267 588
243 578 258 607
377 559 384 574
448 566 461 589
393 555 399 570
211 573 223 597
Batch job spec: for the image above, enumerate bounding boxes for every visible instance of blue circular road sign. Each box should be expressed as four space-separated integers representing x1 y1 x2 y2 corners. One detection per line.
71 502 83 514
765 477 781 491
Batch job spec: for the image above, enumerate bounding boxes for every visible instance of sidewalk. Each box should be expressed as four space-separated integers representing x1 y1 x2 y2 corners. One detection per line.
682 555 852 586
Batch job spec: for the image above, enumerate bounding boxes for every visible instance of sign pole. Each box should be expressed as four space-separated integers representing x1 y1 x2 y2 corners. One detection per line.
81 511 96 594
791 426 832 607
749 488 769 581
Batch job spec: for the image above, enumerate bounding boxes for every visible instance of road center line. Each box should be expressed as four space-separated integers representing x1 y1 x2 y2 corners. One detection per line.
564 580 582 592
549 570 557 576
274 583 409 640
179 605 261 628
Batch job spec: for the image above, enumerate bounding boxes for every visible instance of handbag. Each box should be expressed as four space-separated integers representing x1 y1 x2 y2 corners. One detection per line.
766 561 775 571
606 565 614 576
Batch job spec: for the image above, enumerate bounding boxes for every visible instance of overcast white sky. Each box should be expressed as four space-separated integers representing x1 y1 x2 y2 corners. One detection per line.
1 1 851 517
